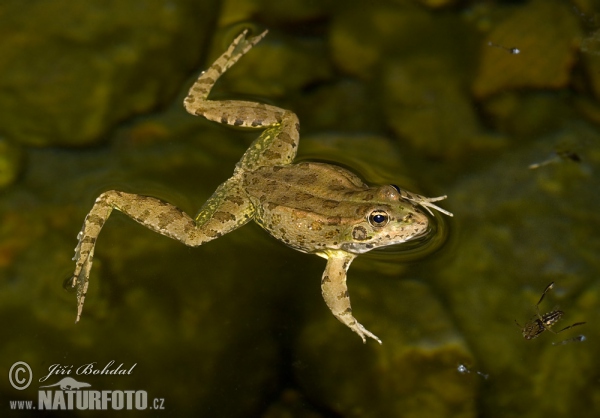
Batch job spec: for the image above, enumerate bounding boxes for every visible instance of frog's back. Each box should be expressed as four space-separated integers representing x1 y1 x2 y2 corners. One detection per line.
242 162 374 253
242 162 369 211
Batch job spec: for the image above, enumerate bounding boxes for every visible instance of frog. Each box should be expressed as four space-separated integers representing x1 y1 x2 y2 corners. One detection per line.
67 29 453 344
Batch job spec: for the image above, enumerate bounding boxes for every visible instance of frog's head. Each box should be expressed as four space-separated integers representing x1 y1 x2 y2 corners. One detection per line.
341 185 430 254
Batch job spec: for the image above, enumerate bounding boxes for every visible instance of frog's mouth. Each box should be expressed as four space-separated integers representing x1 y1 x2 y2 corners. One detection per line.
341 241 377 254
341 227 429 254
407 224 429 239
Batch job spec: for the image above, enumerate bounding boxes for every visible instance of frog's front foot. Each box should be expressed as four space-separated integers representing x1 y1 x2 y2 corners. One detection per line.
351 319 382 345
320 251 382 344
331 304 382 344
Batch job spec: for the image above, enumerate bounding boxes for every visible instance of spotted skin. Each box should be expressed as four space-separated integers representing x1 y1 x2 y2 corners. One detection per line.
68 30 452 343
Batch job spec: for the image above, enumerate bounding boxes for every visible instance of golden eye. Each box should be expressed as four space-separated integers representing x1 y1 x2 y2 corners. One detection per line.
368 210 389 227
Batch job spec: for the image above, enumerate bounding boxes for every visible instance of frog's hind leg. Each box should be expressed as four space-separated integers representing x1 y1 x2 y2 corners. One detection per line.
184 29 268 110
234 112 299 171
184 29 299 169
69 178 253 322
320 251 382 344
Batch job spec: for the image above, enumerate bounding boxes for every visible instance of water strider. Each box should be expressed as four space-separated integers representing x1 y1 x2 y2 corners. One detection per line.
516 282 585 341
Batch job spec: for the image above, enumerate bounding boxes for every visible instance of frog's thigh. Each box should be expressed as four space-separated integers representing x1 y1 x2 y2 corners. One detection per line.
96 182 254 245
236 111 300 170
73 184 252 285
321 253 382 344
194 176 255 233
189 99 300 169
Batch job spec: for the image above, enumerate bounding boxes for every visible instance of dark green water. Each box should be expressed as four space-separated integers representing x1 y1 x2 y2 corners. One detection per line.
1 0 599 417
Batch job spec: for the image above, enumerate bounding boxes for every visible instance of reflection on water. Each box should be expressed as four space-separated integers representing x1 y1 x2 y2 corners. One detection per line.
366 208 450 261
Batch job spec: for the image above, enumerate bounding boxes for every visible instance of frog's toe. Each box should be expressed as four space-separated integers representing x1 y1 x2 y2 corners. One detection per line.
354 322 382 345
233 28 268 53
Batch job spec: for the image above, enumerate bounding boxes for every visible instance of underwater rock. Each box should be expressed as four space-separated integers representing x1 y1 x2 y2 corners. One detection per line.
472 0 581 98
433 124 600 418
217 0 333 27
0 138 22 189
481 91 576 138
331 4 504 159
213 33 332 99
580 27 600 102
293 79 385 134
382 56 506 159
0 0 217 146
295 278 477 418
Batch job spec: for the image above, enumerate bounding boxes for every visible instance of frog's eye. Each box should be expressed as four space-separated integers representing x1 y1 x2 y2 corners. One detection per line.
368 210 389 227
390 184 401 193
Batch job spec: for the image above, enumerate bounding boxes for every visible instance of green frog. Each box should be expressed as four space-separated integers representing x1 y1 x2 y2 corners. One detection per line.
67 29 452 343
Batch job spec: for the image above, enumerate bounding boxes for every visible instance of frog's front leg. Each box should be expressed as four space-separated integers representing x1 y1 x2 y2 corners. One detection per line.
68 178 253 322
320 251 382 344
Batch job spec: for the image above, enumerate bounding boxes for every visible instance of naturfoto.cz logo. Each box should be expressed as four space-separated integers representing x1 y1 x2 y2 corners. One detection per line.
8 360 165 411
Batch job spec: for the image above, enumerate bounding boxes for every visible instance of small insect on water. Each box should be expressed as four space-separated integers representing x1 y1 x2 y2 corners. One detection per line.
457 364 489 380
487 41 521 55
528 149 582 169
516 282 586 340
